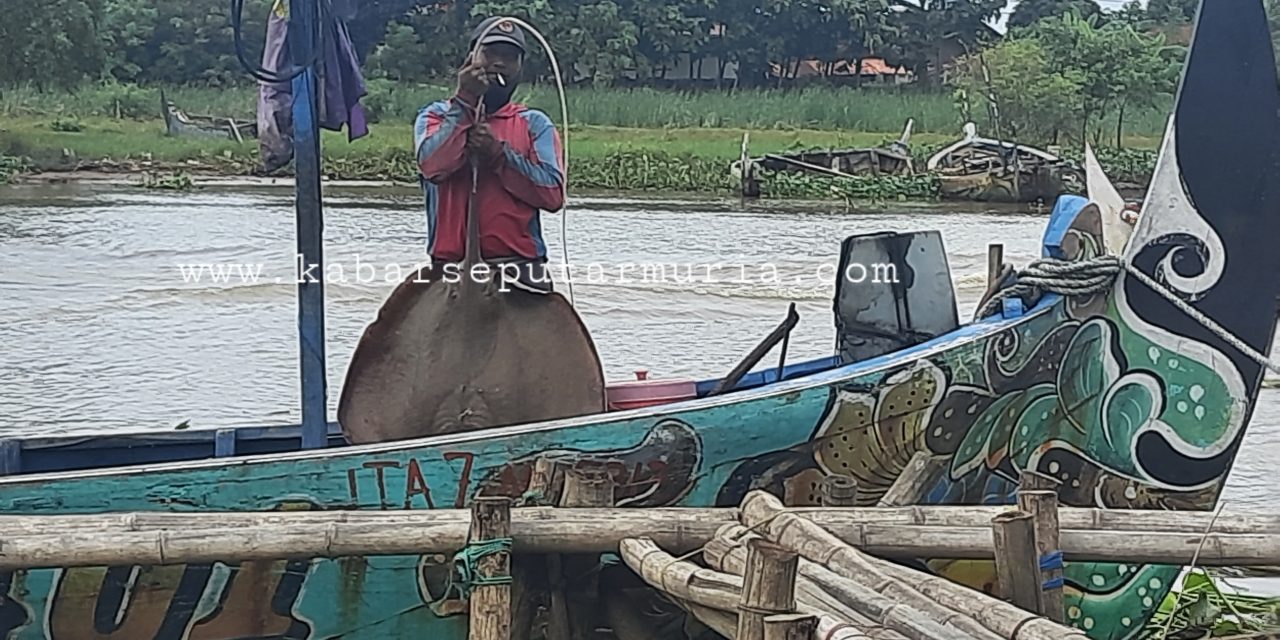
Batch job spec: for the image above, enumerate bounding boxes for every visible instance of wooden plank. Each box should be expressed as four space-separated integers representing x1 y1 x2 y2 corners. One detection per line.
469 497 513 640
991 510 1040 614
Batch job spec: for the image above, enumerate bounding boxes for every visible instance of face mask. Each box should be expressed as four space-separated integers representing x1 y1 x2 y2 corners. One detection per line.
482 76 517 112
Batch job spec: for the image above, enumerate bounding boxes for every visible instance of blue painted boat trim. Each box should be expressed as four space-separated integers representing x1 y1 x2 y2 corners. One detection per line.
0 290 1060 485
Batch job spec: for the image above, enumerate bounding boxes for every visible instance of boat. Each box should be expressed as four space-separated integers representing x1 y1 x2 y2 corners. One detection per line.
926 122 1080 204
0 0 1276 638
160 89 258 142
732 120 914 197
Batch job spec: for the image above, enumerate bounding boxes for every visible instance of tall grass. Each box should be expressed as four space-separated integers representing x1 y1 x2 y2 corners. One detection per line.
0 80 1173 138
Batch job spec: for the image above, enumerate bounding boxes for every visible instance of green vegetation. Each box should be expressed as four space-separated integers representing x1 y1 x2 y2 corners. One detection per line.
951 13 1184 148
1143 569 1280 638
0 0 1207 199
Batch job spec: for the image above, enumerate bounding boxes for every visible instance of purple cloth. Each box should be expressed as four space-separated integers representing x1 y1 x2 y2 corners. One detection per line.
256 2 369 174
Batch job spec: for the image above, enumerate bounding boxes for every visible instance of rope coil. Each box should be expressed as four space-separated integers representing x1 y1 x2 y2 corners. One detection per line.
434 536 514 604
977 255 1280 375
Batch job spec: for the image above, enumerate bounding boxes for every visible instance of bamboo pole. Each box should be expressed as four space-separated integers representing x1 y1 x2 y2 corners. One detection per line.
705 525 888 640
991 511 1040 614
740 494 1009 639
740 491 1091 640
822 475 859 507
1018 485 1064 623
469 497 513 640
877 452 948 507
3 505 1280 570
619 537 742 612
713 523 992 640
737 538 800 640
4 503 1275 537
764 614 818 640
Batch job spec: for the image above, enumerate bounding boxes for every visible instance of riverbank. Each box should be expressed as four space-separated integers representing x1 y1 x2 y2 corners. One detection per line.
0 115 1159 201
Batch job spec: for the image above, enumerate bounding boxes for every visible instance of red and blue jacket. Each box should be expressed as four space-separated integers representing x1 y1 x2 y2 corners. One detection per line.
414 91 565 262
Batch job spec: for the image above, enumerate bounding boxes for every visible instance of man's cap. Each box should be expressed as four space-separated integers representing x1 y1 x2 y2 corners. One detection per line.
471 17 526 53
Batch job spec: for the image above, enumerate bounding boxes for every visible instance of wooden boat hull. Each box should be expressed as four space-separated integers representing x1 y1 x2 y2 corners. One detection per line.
0 1 1275 638
937 164 1067 203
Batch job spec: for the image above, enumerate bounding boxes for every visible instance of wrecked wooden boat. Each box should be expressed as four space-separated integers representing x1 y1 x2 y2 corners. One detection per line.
160 89 258 142
0 0 1274 638
927 122 1079 204
733 120 914 197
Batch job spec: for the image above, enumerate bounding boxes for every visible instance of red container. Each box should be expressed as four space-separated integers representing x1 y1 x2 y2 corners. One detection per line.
606 369 698 411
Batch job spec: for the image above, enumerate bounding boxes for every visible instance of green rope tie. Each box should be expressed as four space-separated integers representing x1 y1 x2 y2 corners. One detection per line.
434 537 514 606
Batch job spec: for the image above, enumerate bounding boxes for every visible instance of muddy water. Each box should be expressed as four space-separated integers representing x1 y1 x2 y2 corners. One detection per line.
1 181 1278 514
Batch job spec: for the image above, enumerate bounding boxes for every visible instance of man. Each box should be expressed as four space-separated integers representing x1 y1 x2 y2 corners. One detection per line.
413 17 565 293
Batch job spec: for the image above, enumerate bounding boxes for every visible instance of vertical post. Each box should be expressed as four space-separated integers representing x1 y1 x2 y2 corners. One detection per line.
763 614 817 640
512 457 565 640
214 429 237 458
469 497 513 640
987 243 1004 289
1019 475 1065 623
820 475 858 507
561 464 615 640
289 0 327 450
736 539 799 640
0 440 22 476
991 510 1042 614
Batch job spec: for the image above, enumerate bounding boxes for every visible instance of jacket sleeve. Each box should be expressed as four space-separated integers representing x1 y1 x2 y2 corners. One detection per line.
496 110 566 211
414 93 477 182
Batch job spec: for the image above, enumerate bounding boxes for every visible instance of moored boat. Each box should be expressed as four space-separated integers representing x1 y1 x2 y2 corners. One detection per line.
927 122 1079 204
732 120 914 197
0 1 1277 639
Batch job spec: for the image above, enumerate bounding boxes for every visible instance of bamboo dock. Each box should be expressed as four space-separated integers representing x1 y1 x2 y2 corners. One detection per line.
3 463 1279 639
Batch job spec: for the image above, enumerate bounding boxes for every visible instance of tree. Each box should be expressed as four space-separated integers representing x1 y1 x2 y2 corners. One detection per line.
1144 0 1197 24
1026 13 1179 145
949 38 1084 144
1007 0 1100 30
0 0 107 89
880 0 1005 87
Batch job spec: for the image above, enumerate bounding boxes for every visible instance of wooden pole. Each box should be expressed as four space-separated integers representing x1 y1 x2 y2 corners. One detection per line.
877 452 948 507
1018 483 1064 623
512 457 564 640
987 243 1004 288
737 538 800 640
562 464 616 640
821 475 859 507
469 497 513 640
991 510 1040 614
763 614 817 640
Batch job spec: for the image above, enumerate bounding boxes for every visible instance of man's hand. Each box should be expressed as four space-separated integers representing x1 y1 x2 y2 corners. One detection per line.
466 122 502 166
457 55 489 99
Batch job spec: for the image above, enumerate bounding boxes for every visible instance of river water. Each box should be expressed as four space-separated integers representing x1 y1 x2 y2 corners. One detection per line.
2 181 1278 514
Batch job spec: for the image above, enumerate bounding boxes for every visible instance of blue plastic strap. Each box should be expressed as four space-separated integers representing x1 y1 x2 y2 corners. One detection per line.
1039 550 1063 571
